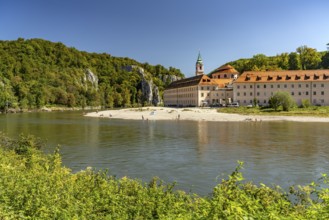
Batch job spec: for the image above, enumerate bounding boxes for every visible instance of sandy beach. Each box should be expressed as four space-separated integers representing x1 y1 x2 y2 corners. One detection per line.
85 107 329 122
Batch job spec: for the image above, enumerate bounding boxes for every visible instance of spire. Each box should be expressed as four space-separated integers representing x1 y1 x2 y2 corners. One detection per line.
195 51 204 76
196 51 203 64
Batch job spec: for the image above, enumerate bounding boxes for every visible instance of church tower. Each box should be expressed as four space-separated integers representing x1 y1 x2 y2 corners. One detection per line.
195 52 204 76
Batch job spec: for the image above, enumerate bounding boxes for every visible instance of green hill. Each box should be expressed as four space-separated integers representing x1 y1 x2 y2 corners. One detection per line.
0 38 184 111
225 46 329 74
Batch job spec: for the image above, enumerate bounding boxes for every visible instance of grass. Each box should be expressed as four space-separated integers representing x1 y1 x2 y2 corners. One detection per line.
217 106 329 117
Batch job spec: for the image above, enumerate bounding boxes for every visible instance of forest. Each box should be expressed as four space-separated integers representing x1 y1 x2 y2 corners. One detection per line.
0 38 183 111
225 45 329 73
1 38 329 112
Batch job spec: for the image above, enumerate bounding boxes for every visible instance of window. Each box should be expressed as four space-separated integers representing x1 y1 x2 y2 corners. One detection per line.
291 84 294 88
306 84 309 88
313 91 316 95
257 85 260 89
306 91 309 95
277 85 280 88
271 85 274 88
237 85 240 89
257 92 260 96
250 85 253 88
244 92 246 96
250 92 253 96
298 84 301 88
201 93 204 97
291 92 294 96
313 84 316 88
321 91 325 95
321 84 324 88
237 92 240 96
201 87 204 90
243 85 246 89
298 92 301 96
284 84 287 88
264 85 266 88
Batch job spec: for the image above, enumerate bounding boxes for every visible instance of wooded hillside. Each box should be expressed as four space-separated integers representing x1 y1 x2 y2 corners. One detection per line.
225 45 329 74
0 38 183 111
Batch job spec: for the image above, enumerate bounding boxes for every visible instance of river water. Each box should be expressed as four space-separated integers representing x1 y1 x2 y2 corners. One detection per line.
1 111 329 195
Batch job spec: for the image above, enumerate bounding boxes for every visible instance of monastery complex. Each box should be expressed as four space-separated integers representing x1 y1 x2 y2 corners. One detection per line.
163 53 329 107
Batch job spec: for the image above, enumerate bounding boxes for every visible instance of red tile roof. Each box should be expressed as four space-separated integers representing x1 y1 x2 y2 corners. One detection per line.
235 70 329 83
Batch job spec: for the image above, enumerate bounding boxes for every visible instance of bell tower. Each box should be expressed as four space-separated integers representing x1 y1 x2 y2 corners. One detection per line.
195 52 204 76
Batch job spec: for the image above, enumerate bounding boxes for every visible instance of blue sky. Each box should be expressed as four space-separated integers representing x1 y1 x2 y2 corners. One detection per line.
1 0 329 77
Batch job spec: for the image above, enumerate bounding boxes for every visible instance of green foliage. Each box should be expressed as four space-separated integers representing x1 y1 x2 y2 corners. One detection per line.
227 45 327 73
1 133 329 219
297 45 322 70
269 91 295 111
0 38 184 110
301 99 311 108
218 105 329 117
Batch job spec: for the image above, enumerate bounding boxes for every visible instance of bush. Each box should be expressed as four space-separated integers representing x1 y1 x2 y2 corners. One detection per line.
269 91 295 111
301 99 311 108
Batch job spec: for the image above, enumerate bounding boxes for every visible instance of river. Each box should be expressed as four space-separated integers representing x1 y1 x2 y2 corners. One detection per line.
1 111 329 195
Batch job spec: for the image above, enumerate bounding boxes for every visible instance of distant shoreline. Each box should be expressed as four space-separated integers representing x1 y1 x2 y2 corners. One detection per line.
85 107 329 123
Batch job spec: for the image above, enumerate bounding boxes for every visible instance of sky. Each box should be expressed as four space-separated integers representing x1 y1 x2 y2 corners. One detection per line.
1 0 329 77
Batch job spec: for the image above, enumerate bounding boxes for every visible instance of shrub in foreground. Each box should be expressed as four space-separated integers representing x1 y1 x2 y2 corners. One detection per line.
0 133 329 219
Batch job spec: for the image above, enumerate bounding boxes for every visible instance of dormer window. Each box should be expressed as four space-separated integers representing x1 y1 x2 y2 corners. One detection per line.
295 75 301 80
277 75 282 80
305 75 310 80
286 75 291 80
267 76 273 80
256 75 262 81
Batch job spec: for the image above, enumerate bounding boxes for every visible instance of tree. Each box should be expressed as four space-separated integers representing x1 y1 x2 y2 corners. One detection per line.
296 45 321 70
321 52 329 69
276 53 289 70
269 91 295 111
250 54 268 71
288 52 301 70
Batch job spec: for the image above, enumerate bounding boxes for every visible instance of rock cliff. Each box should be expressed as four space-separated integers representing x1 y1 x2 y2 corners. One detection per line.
83 69 98 90
136 66 161 106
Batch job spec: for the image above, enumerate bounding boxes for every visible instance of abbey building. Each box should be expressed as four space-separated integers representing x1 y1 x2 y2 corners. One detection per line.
163 53 237 107
163 53 329 107
234 70 329 106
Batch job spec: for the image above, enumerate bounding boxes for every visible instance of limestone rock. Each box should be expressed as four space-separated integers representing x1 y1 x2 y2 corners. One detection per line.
83 69 98 90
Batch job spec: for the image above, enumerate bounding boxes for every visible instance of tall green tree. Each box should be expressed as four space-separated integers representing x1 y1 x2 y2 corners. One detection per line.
296 45 321 70
276 53 289 70
288 52 301 70
321 52 329 69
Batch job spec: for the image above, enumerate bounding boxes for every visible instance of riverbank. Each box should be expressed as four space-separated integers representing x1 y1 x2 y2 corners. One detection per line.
85 107 329 122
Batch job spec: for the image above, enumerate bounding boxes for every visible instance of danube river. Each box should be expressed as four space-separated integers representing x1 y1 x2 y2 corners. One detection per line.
1 111 329 195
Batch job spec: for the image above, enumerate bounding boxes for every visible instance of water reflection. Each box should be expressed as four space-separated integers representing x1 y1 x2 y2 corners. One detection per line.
1 112 329 195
